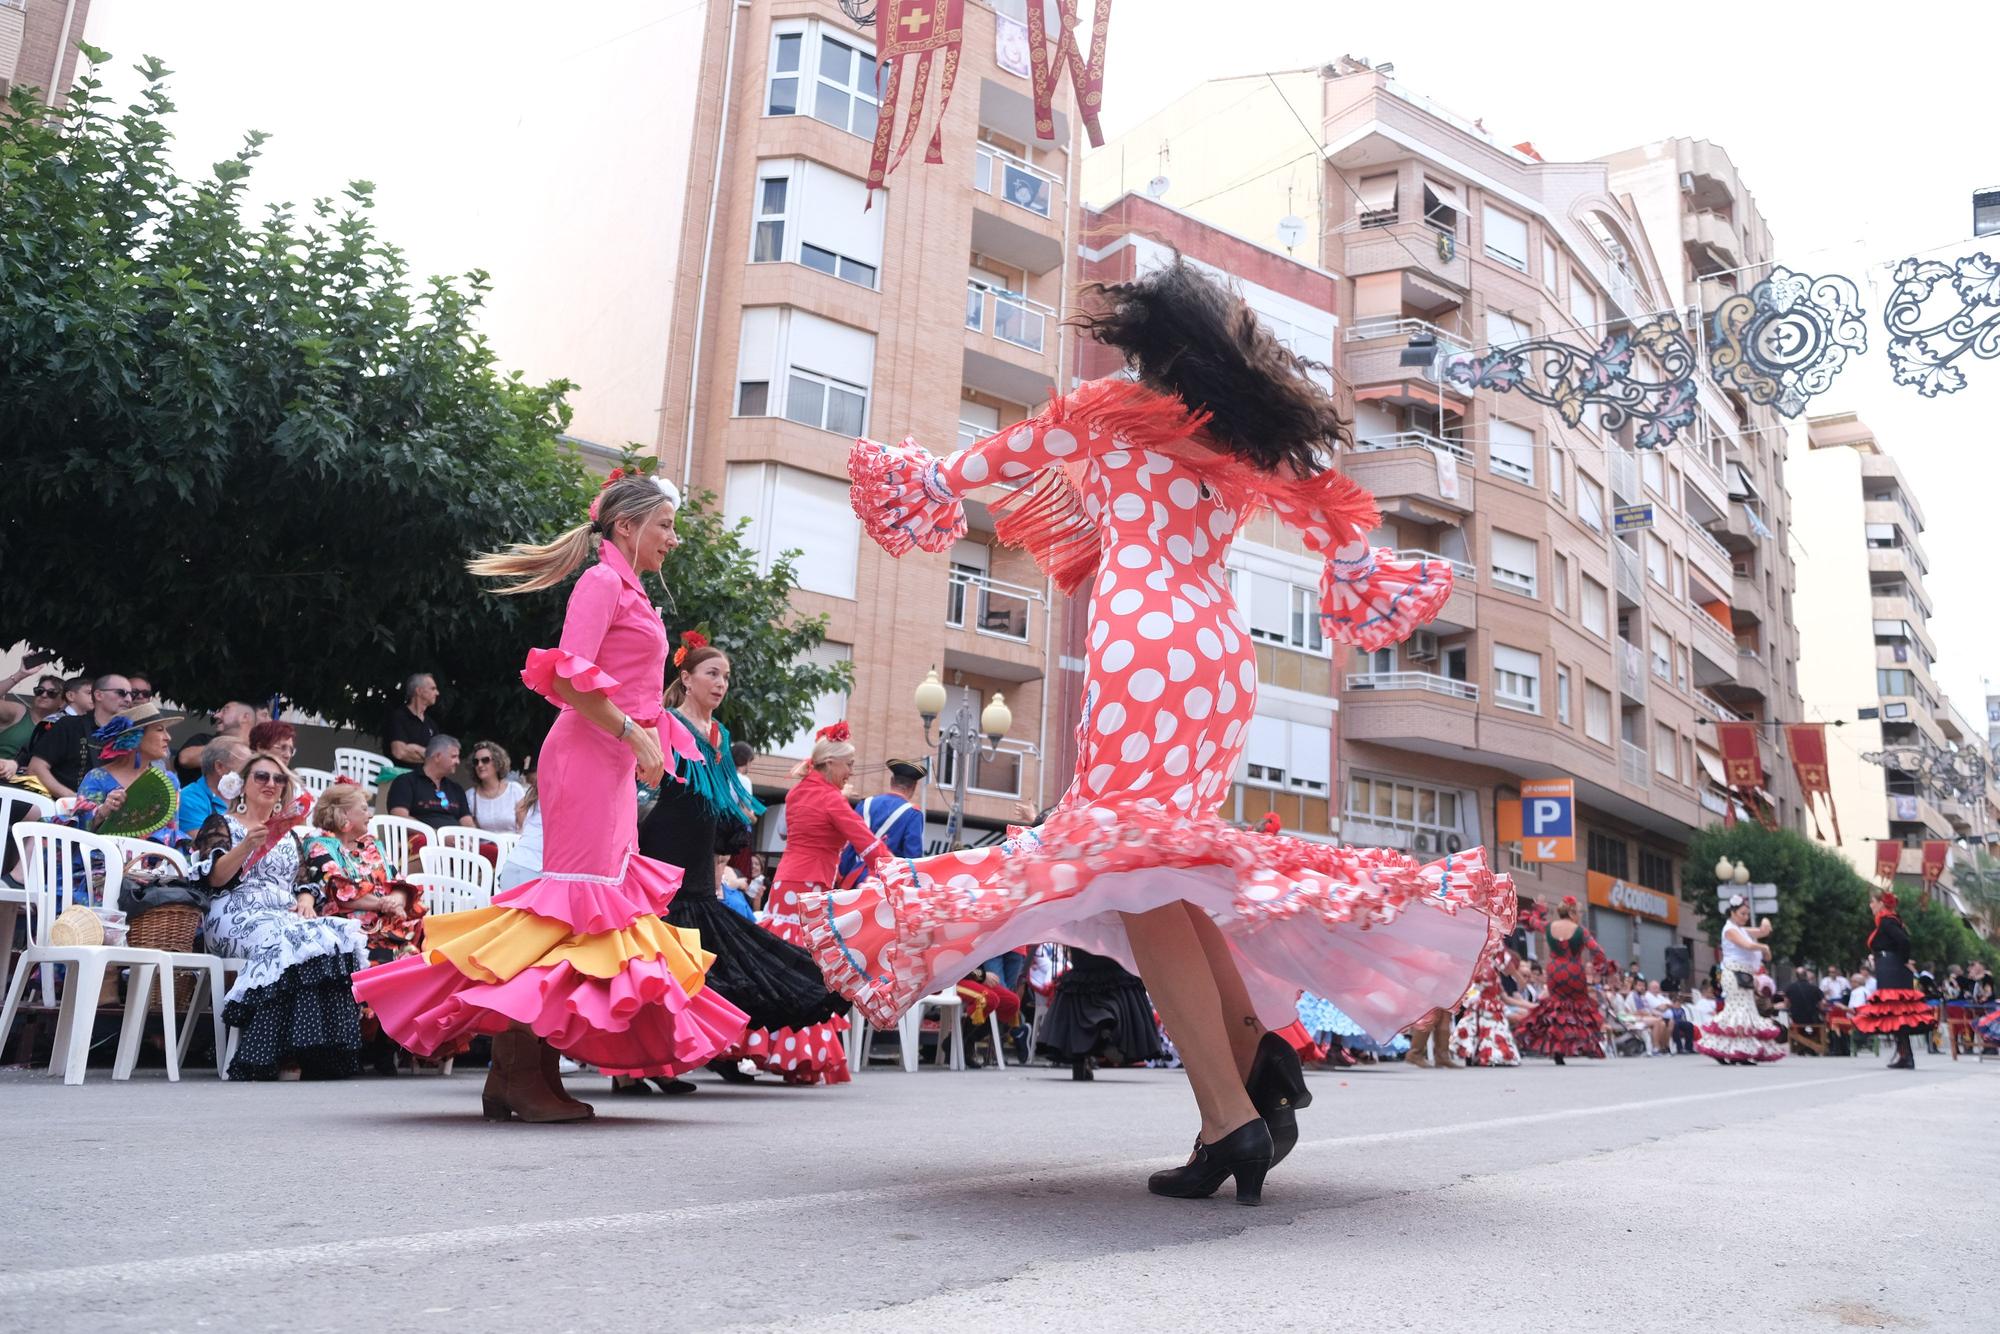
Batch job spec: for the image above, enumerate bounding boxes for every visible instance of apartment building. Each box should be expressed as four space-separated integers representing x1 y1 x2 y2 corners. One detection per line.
1086 58 1809 977
1 0 90 104
1070 193 1342 837
1793 412 1992 916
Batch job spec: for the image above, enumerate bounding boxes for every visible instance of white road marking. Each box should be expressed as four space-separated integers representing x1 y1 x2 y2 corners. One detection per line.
0 1070 1893 1298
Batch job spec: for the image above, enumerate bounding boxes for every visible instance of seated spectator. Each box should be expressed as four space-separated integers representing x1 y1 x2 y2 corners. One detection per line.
179 736 252 836
125 672 157 705
497 781 542 893
1848 969 1876 1010
28 672 132 799
175 701 253 786
465 740 526 834
1784 967 1824 1031
67 703 185 841
0 653 62 762
1965 961 1995 1005
1686 981 1719 1033
1668 991 1697 1053
298 781 423 963
249 720 298 771
1820 968 1851 1005
382 672 440 769
387 734 474 829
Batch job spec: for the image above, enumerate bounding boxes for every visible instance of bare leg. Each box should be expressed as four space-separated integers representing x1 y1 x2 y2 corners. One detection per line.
1180 901 1265 1080
1123 903 1260 1144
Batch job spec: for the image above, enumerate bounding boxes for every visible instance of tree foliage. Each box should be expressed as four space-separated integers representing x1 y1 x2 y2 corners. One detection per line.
0 53 846 760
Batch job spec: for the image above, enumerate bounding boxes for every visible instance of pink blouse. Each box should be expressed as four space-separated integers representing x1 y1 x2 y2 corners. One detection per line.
521 541 669 725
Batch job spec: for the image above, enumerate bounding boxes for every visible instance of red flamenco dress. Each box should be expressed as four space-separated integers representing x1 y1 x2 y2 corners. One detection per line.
1852 907 1931 1036
353 541 747 1076
804 379 1513 1045
1516 923 1614 1059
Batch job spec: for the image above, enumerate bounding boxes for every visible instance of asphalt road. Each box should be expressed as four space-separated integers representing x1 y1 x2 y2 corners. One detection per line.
1 1048 1991 1332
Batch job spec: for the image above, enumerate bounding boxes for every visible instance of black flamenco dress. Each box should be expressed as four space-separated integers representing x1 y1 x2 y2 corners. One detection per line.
1516 924 1613 1059
1036 948 1167 1067
1853 911 1931 1036
638 711 851 1085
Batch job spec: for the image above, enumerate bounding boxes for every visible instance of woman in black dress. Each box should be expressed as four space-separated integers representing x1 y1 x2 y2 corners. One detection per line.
1853 889 1930 1070
636 638 852 1087
1038 947 1168 1080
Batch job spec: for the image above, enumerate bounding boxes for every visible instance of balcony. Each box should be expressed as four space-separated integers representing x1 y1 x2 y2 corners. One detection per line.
1341 673 1478 749
963 282 1057 404
1344 434 1475 516
966 280 1051 354
1614 540 1644 608
971 141 1065 275
1608 447 1640 505
1682 209 1741 269
1694 692 1747 724
937 737 1036 801
1621 741 1650 789
1689 607 1739 685
1343 319 1469 397
942 571 1044 681
1687 522 1733 585
1616 638 1648 703
1345 671 1478 700
1341 220 1472 296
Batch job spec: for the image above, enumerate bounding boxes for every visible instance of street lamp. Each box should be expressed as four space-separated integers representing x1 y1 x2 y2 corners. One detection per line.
1715 857 1751 886
915 667 1012 851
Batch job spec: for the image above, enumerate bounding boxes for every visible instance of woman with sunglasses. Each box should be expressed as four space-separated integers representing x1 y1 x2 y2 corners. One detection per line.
0 659 63 764
465 740 527 835
194 751 367 1080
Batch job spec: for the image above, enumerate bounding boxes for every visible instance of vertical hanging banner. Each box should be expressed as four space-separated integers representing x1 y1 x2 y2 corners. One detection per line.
1921 839 1950 886
1024 0 1112 147
1875 840 1903 884
1782 723 1841 843
865 0 968 198
1714 721 1775 830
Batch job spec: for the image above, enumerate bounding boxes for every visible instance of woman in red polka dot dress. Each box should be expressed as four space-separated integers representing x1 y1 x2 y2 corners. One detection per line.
808 261 1514 1204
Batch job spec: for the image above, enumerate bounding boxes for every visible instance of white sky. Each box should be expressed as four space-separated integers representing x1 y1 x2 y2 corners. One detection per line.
84 0 2000 721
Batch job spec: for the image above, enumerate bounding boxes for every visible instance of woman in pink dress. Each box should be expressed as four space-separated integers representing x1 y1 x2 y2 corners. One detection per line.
809 261 1513 1203
354 471 747 1122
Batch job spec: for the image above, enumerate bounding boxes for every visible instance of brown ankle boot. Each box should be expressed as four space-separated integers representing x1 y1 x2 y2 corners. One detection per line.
539 1040 595 1117
1404 1017 1432 1067
1433 1014 1459 1067
482 1030 592 1123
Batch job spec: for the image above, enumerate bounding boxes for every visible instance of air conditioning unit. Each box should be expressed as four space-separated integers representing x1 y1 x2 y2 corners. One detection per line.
1442 833 1464 854
1407 630 1440 662
1412 831 1436 853
1679 171 1696 192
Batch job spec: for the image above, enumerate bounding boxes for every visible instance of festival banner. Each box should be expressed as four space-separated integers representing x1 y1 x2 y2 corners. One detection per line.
865 0 968 197
1713 721 1775 830
1884 251 2000 397
1875 840 1903 884
1921 839 1950 886
1782 723 1841 843
1025 0 1111 148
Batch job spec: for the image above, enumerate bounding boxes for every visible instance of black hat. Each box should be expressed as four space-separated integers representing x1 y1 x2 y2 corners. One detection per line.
886 757 928 781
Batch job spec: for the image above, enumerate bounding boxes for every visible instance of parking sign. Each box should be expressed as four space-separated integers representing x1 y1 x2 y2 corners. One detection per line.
1499 779 1576 862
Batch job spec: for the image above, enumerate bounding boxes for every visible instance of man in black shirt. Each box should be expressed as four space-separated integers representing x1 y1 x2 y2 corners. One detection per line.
387 734 474 829
382 672 441 768
1783 967 1824 1029
174 700 254 786
26 672 131 798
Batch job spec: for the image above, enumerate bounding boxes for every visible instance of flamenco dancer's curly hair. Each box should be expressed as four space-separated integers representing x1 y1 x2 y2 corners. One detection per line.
1073 257 1352 476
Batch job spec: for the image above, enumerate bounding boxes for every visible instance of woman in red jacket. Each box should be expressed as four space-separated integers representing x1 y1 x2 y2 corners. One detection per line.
767 723 888 949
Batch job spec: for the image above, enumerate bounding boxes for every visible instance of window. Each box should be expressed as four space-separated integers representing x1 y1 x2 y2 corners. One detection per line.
735 306 875 436
1244 715 1332 794
751 160 884 287
1489 418 1534 485
1550 444 1565 505
1553 554 1569 612
1244 569 1324 652
1579 478 1605 532
1580 575 1608 637
1587 829 1629 879
1490 529 1538 597
1584 682 1612 742
1637 849 1674 894
767 23 886 140
1493 644 1541 713
1483 205 1529 270
1567 271 1596 331
772 642 852 759
1557 666 1572 725
1649 626 1671 681
1878 668 1913 696
723 462 862 599
1641 450 1665 496
1345 774 1471 853
1645 532 1668 587
1676 645 1689 691
1541 238 1560 293
1423 175 1462 234
1654 723 1678 779
1484 309 1531 351
1289 585 1327 653
1358 173 1398 227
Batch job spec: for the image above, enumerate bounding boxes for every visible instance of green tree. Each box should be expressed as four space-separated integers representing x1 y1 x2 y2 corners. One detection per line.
0 54 845 759
1681 822 1873 971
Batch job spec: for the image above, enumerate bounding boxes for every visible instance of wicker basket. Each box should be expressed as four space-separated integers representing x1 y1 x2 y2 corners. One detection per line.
126 903 204 953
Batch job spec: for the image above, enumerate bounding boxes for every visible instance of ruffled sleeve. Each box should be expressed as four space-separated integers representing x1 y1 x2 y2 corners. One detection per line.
1318 541 1455 652
521 564 624 706
848 437 970 557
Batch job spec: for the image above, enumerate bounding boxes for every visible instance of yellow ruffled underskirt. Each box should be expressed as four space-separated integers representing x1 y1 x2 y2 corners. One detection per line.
422 905 714 992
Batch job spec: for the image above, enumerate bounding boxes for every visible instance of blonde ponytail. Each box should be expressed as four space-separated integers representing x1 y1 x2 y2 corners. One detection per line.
467 523 600 596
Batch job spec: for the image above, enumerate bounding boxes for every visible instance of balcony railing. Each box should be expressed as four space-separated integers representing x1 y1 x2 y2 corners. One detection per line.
937 737 1034 799
1616 638 1648 701
1345 316 1465 345
966 281 1054 354
945 571 1040 642
1614 540 1644 606
1344 672 1479 701
1351 430 1472 462
958 419 994 450
972 141 1062 222
1690 523 1732 564
1695 692 1747 724
1621 741 1651 788
1390 549 1475 582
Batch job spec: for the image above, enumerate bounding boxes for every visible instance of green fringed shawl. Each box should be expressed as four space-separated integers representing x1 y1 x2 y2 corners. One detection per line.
672 709 766 827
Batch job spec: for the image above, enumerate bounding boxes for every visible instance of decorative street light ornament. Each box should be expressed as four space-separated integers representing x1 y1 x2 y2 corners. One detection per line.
1884 251 2000 398
1440 312 1699 447
1708 267 1868 418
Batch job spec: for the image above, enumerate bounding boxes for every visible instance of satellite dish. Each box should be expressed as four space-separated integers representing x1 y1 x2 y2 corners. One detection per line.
1276 215 1306 251
1146 175 1170 199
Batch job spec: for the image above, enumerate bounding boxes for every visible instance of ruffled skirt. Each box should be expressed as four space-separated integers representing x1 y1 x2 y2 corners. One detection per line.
1516 985 1604 1058
802 802 1511 1043
1853 988 1932 1036
1696 969 1784 1063
667 888 850 1086
1036 949 1165 1063
1450 989 1520 1067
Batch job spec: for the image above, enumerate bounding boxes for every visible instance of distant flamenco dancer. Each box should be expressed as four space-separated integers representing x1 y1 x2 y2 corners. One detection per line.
1450 948 1525 1068
1516 896 1615 1064
353 472 747 1122
1853 888 1932 1070
806 260 1513 1204
1695 894 1785 1065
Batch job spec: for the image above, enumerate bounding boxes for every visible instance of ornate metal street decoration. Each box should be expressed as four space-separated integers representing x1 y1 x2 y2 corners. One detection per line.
1441 313 1699 448
1708 267 1867 417
1884 252 2000 397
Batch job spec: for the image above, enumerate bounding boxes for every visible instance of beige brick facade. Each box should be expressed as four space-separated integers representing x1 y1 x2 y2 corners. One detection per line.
1 0 91 105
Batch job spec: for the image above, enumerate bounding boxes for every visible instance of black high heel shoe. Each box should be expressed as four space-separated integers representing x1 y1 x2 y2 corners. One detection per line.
1245 1032 1312 1167
1147 1119 1275 1205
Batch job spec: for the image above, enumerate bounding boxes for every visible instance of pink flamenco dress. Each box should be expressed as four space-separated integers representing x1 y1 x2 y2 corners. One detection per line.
353 542 748 1076
805 379 1515 1044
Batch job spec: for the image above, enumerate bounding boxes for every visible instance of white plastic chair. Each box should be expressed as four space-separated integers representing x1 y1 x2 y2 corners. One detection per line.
927 987 1007 1069
0 788 57 1007
409 870 490 916
435 826 519 866
914 989 966 1070
334 748 390 794
848 1004 920 1073
368 814 430 881
419 844 494 895
104 837 237 1080
0 825 177 1084
292 766 337 800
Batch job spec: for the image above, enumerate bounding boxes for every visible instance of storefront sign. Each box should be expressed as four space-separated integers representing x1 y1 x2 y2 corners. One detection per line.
1587 869 1679 925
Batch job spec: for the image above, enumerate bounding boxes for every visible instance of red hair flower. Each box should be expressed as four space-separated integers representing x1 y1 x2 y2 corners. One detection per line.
816 721 851 744
673 629 710 668
1561 894 1579 908
1257 812 1281 834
